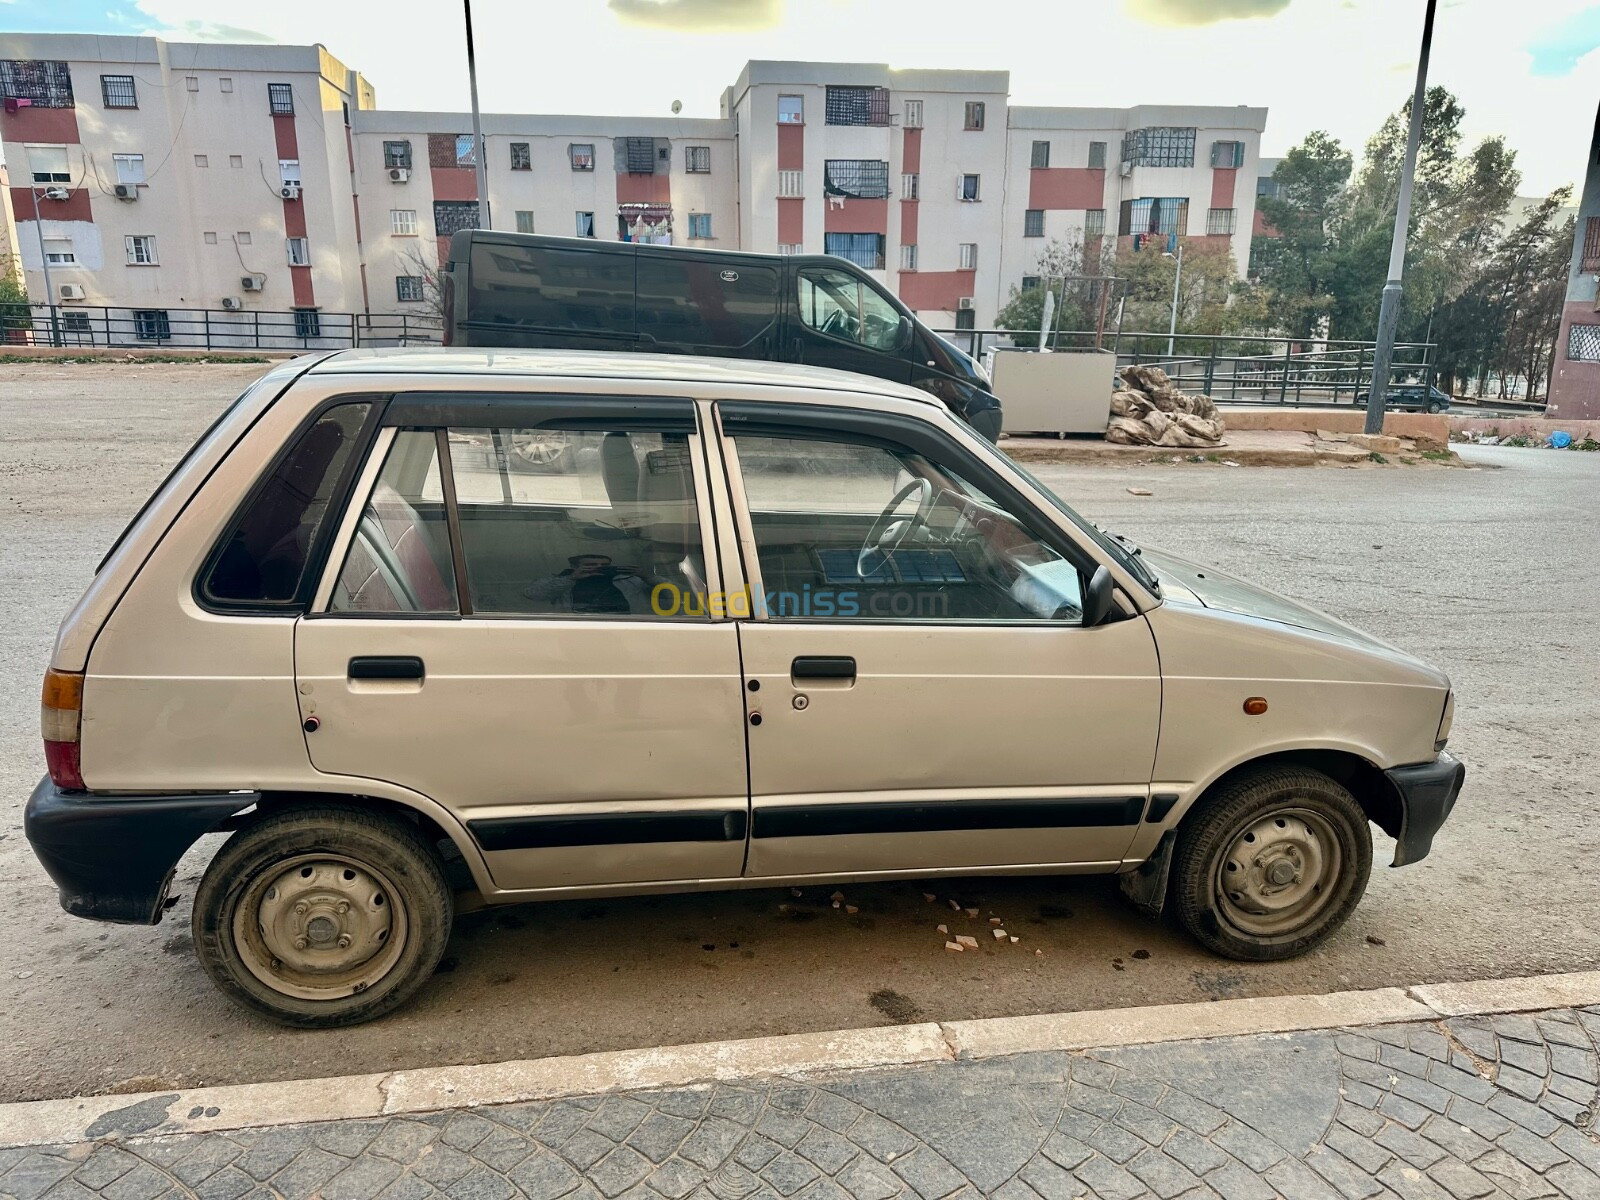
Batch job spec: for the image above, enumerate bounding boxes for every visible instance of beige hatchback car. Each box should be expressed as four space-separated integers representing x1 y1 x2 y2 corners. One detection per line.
27 350 1463 1027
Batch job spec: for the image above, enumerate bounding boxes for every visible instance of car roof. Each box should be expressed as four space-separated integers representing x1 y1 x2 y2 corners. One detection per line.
308 347 943 408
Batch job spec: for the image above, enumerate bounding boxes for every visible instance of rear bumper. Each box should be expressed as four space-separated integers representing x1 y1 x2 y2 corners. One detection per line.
1385 751 1465 867
23 777 256 924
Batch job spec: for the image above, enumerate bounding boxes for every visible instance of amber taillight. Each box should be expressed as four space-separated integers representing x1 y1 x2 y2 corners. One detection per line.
42 669 85 791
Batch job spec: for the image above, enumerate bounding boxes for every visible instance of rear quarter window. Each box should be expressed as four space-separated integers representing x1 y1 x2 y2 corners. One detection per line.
467 243 635 336
199 401 377 609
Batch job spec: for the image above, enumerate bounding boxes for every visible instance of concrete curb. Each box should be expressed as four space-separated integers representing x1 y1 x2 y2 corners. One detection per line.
4 969 1599 1150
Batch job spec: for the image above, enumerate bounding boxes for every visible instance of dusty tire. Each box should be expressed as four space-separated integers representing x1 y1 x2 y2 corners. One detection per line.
1172 768 1371 961
193 806 453 1027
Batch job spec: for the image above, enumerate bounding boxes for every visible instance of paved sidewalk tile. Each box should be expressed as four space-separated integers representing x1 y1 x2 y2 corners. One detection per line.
7 1006 1600 1200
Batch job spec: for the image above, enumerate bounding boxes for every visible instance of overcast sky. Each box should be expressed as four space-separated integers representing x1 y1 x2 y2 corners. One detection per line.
5 0 1596 195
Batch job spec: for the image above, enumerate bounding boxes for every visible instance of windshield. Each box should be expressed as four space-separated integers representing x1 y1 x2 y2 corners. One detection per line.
1004 459 1162 595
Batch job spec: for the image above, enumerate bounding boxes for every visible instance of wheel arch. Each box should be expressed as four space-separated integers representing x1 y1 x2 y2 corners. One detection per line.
1185 748 1402 841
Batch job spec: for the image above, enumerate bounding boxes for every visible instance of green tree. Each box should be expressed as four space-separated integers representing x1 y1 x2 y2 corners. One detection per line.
995 237 1092 347
1251 130 1352 340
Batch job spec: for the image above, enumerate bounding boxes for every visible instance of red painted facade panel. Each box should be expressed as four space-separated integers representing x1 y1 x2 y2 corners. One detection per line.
900 200 918 247
0 106 81 145
1253 208 1274 236
901 128 921 174
777 198 804 245
777 124 804 171
430 167 479 202
283 196 309 238
1549 300 1600 421
616 173 671 206
290 265 314 307
823 196 887 234
1211 167 1237 209
272 113 313 306
1027 168 1105 211
897 269 976 312
10 187 93 222
272 113 298 160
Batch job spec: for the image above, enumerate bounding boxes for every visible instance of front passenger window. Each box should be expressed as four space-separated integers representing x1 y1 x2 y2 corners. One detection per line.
797 269 906 352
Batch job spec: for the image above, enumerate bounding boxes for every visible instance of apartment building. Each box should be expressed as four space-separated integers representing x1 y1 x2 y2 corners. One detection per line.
1547 102 1600 422
3 33 1267 340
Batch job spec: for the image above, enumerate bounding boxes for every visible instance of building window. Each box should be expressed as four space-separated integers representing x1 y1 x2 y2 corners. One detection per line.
958 174 981 202
1088 141 1107 169
823 159 890 199
454 134 477 167
1580 216 1600 273
396 276 425 303
1030 140 1050 169
508 141 531 171
823 233 886 270
100 74 136 108
964 101 985 131
685 145 711 173
899 243 918 271
229 155 243 169
959 243 978 270
43 237 76 265
1568 324 1600 362
1085 208 1106 238
384 140 412 170
777 243 802 255
777 94 804 124
134 310 170 340
901 172 919 200
825 85 889 126
433 201 479 240
390 209 417 236
112 153 144 185
237 232 252 245
576 211 595 238
294 308 321 338
1021 275 1041 292
194 154 208 168
1121 127 1197 168
688 212 712 239
515 210 535 234
286 237 309 266
1211 140 1245 169
1206 207 1237 236
219 77 233 93
904 99 923 129
778 169 803 197
203 232 217 244
955 309 976 331
569 143 594 171
267 83 294 115
125 235 158 265
26 144 71 184
279 159 301 188
0 60 74 108
1024 209 1045 238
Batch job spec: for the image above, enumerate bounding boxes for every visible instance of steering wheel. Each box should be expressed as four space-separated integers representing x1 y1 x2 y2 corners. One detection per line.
858 478 936 579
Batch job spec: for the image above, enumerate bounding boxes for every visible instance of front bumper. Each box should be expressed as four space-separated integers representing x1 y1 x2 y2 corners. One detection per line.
24 777 257 924
1385 751 1465 867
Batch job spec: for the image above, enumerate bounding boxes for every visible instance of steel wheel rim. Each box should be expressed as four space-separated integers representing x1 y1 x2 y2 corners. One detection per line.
509 430 568 467
233 853 408 1001
1214 806 1342 938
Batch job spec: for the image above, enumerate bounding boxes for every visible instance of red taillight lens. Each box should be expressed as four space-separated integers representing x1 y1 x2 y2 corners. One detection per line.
42 668 85 791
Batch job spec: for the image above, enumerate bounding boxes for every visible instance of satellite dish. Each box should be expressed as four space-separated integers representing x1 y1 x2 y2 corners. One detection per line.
671 99 682 115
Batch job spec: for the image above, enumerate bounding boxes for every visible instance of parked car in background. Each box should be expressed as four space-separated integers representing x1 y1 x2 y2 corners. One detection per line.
1385 383 1452 413
26 349 1462 1027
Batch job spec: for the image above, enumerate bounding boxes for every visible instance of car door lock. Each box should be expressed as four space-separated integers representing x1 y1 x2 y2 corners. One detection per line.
792 694 809 711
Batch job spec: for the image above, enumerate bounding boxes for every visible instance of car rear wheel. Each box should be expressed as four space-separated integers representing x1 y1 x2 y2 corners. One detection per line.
505 430 573 472
193 806 453 1027
1171 768 1371 961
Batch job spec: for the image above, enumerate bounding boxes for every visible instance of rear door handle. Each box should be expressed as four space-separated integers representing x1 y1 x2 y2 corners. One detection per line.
791 656 855 682
348 656 425 681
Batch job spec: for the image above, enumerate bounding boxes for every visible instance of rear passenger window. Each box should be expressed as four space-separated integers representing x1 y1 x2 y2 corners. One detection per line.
447 426 706 618
201 402 373 607
465 242 634 336
330 431 459 614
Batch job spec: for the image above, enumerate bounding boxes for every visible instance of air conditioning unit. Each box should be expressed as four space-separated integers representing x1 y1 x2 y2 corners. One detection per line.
957 297 975 311
240 274 265 291
388 167 409 183
220 296 243 310
43 187 71 202
58 284 86 301
112 183 139 201
279 185 301 201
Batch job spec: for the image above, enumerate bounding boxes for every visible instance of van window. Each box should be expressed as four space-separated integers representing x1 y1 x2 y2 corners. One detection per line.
797 268 906 352
636 256 778 352
465 242 634 335
201 402 374 607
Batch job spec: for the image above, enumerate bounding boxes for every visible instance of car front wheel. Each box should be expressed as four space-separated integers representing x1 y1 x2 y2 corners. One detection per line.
1171 767 1372 960
193 806 453 1027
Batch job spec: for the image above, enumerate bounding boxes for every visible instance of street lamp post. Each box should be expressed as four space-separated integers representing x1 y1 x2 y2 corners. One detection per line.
30 187 62 348
463 0 491 231
1363 0 1438 434
1166 238 1183 359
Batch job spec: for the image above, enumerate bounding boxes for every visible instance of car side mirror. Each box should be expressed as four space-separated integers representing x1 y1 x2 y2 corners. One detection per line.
1082 565 1116 627
896 318 915 353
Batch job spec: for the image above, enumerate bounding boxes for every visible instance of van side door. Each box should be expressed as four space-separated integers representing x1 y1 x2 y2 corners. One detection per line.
784 264 914 385
636 252 779 360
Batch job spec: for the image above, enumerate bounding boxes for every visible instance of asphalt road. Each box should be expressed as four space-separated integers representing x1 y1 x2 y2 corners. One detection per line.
1 364 1597 1104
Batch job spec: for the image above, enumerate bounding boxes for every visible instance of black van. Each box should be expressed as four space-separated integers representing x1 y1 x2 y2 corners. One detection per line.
440 231 1002 440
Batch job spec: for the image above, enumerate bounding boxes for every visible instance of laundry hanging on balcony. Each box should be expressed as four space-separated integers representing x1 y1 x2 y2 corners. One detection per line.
620 202 673 244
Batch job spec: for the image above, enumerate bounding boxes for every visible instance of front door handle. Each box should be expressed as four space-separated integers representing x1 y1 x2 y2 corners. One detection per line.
348 656 425 681
791 656 855 683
